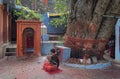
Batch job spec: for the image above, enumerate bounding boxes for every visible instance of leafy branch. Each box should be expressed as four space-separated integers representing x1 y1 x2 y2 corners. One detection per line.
14 0 42 20
50 0 69 27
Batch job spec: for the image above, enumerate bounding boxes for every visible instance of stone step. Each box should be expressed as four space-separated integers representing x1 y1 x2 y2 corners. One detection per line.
103 51 120 67
48 35 62 41
113 63 120 67
5 48 16 56
41 34 63 41
6 48 16 52
3 44 17 57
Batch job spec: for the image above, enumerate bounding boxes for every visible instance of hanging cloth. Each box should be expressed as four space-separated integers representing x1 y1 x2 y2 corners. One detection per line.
43 0 48 6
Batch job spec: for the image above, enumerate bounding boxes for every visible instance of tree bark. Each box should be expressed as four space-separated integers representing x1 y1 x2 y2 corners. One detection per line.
65 0 120 59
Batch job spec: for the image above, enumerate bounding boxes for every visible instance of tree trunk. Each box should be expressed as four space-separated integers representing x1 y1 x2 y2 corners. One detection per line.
65 0 120 59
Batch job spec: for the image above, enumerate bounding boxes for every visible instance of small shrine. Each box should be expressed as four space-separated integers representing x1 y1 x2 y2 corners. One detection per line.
16 20 41 56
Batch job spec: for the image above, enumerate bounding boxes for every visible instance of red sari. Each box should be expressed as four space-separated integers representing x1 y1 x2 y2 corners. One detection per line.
43 61 57 72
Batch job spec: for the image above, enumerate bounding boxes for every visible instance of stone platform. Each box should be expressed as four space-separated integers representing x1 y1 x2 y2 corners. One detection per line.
63 61 111 69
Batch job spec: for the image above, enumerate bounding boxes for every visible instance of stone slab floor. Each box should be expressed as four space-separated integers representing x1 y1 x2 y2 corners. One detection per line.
0 56 120 79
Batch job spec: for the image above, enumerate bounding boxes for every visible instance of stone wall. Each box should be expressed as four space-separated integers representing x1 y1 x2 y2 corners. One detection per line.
0 4 4 58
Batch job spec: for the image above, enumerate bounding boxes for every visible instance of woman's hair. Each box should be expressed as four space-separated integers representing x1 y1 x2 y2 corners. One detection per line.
50 48 56 53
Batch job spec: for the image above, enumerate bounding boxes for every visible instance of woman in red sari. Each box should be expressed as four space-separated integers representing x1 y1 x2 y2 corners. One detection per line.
43 49 59 72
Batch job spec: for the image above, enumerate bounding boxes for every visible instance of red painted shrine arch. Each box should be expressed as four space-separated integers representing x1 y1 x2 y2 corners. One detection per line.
22 28 34 55
16 20 41 56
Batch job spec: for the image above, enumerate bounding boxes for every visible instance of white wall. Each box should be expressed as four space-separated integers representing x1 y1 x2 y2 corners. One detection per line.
115 19 120 61
0 0 3 4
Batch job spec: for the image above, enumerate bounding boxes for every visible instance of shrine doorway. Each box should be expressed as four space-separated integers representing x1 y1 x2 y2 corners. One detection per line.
22 28 34 55
16 20 41 57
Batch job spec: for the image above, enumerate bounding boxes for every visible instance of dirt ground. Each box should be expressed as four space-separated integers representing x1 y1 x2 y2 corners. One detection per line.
0 56 120 79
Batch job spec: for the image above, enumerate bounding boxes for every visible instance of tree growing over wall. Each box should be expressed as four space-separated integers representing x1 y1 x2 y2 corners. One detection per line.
65 0 120 59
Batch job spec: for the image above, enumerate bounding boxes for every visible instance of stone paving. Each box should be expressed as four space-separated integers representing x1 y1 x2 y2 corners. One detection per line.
0 56 120 79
